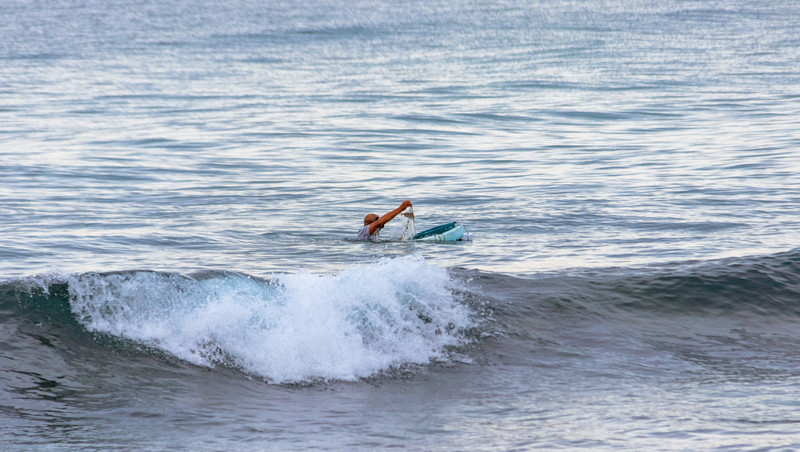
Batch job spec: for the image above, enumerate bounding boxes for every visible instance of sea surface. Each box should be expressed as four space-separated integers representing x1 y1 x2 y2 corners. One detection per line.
2 0 800 449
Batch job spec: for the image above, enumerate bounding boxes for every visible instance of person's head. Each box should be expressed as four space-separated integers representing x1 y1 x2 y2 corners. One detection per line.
364 214 379 226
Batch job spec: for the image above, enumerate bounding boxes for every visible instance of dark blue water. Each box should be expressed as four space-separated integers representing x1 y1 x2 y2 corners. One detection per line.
2 0 800 449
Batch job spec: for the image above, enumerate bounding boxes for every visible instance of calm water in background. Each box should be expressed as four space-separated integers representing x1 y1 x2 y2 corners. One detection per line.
2 0 800 449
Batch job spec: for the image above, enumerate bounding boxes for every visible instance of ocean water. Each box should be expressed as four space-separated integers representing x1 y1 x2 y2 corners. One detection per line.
2 0 800 449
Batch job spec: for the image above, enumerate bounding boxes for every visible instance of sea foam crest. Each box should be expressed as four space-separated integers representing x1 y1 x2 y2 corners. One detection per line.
66 257 472 383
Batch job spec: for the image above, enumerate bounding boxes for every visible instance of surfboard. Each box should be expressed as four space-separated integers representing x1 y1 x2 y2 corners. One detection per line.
412 222 470 242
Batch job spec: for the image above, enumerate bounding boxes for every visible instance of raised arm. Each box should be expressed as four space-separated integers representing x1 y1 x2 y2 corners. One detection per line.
369 200 412 234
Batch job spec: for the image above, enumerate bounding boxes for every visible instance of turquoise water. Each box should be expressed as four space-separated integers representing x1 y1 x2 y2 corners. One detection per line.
2 0 800 449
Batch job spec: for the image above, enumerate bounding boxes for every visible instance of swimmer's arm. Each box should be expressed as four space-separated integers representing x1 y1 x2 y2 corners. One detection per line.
370 200 412 234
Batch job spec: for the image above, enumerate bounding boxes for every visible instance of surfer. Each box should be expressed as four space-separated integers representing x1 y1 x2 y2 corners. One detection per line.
356 200 413 241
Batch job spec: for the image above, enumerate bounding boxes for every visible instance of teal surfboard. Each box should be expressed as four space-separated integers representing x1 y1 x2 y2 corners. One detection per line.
412 222 469 242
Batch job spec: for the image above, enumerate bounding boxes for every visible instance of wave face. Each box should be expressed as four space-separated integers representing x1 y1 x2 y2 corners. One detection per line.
5 249 800 388
4 257 474 384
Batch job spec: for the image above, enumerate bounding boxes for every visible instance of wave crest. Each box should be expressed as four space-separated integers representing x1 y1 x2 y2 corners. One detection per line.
63 257 473 383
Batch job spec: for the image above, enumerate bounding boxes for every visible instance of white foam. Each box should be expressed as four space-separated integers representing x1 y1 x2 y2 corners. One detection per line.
398 207 417 240
65 257 473 383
